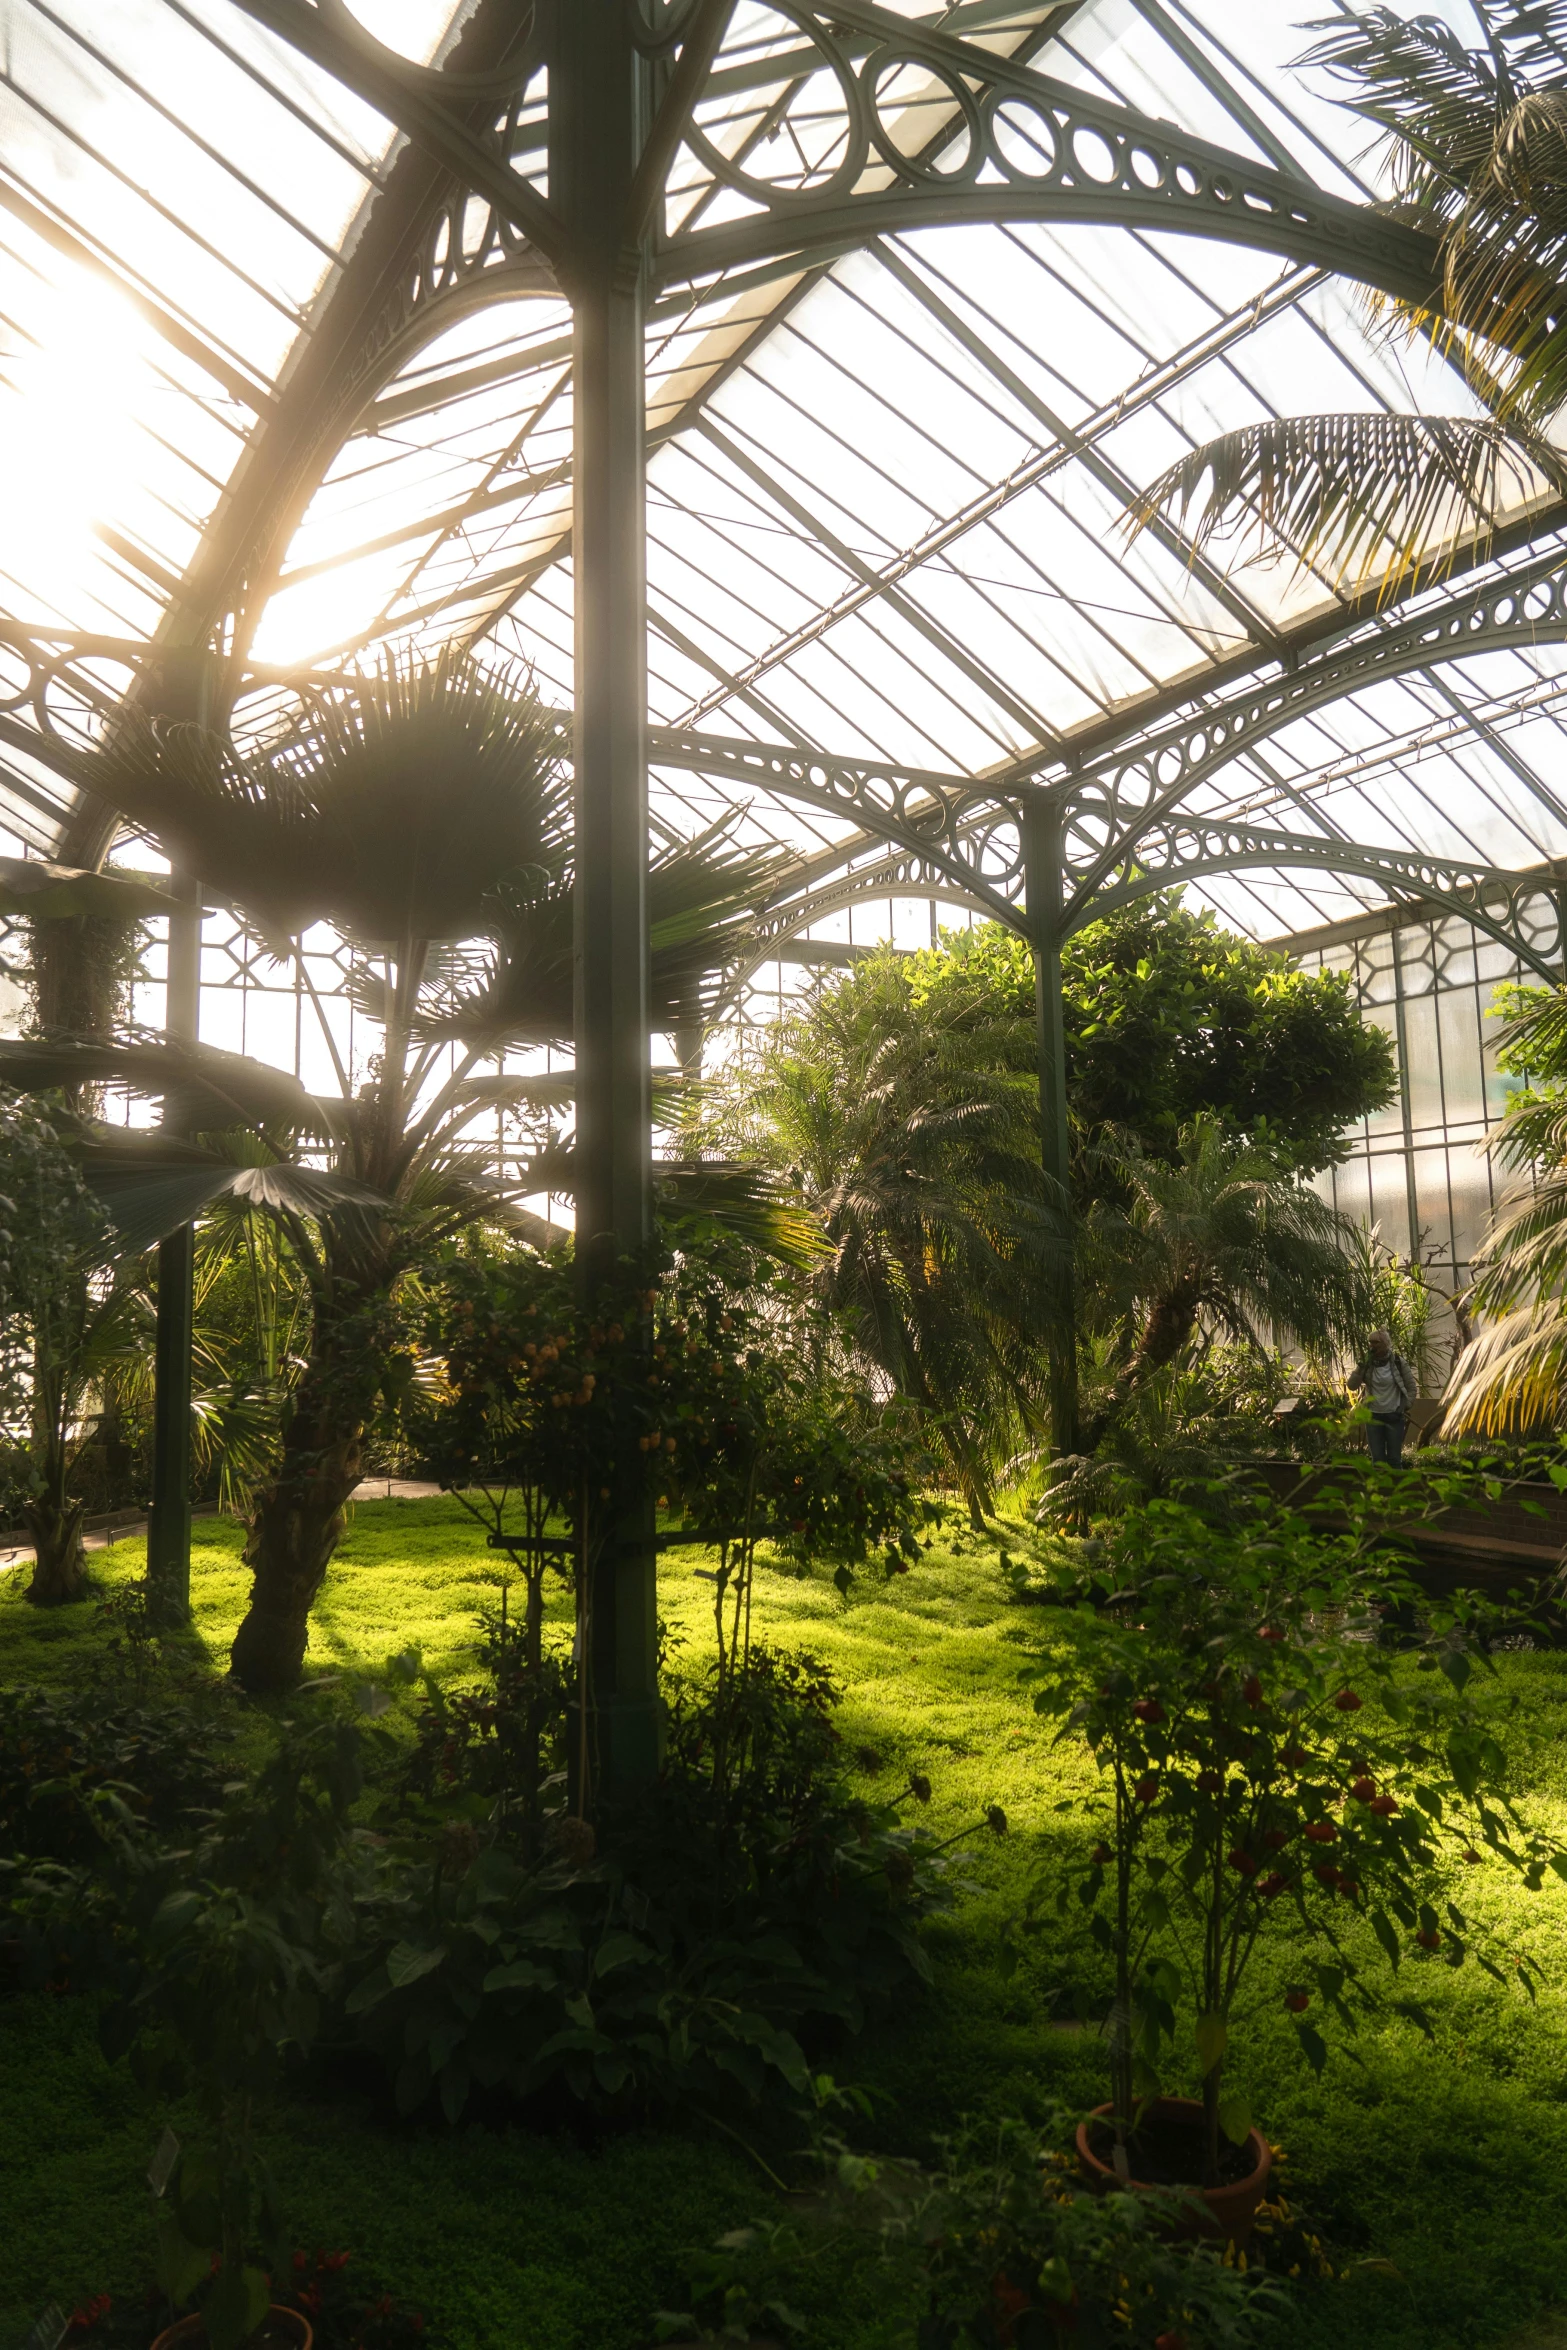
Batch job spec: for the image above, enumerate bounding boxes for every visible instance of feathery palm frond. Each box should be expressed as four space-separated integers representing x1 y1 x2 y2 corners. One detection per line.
1128 10 1567 597
1443 1299 1567 1433
1128 415 1541 600
1305 6 1567 422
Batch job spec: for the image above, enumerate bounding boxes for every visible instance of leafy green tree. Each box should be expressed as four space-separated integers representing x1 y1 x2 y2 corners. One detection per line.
911 896 1394 1175
0 1091 151 1602
7 651 788 1689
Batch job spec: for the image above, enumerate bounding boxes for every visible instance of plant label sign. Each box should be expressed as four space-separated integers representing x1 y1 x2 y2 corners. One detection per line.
22 2305 67 2350
147 2127 181 2197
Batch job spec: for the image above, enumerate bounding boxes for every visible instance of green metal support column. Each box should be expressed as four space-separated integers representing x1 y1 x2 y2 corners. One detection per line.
1020 791 1079 1458
558 2 660 1795
146 868 200 1622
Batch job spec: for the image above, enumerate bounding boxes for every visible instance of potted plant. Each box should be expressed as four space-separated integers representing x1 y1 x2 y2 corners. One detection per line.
1027 1491 1562 2232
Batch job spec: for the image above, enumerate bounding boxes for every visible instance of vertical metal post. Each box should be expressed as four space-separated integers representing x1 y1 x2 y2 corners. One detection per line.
1021 791 1079 1457
559 3 660 1793
146 870 200 1620
1389 916 1422 1262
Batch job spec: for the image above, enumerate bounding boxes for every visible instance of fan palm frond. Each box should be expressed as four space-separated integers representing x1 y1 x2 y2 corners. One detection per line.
85 646 568 951
0 1034 340 1137
0 858 176 921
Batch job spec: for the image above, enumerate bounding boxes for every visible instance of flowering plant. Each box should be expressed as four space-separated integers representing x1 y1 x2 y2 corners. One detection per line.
1027 1494 1563 2185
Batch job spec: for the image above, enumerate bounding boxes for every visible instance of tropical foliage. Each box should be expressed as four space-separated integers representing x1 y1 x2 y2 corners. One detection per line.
1131 4 1567 596
733 903 1383 1492
10 650 788 1688
0 1091 151 1602
1074 1119 1370 1449
1445 980 1567 1430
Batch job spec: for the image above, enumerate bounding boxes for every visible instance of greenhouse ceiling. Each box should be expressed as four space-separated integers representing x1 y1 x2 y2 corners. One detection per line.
2 0 1567 960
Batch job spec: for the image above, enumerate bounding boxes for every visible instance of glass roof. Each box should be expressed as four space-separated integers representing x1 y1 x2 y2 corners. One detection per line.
1 0 1565 958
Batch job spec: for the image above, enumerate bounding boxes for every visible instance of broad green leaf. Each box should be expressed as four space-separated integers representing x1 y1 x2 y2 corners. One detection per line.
204 2263 270 2350
1294 2021 1328 2075
1370 1907 1402 1970
386 1939 447 1989
153 2207 211 2305
1195 2011 1227 2075
1218 2094 1252 2147
593 1931 648 1978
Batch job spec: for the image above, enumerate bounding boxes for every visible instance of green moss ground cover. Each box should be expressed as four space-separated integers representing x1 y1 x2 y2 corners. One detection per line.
3 1500 1567 2348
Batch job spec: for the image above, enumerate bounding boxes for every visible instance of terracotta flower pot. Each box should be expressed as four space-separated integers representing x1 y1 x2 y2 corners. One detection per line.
151 2307 313 2350
1075 2096 1272 2243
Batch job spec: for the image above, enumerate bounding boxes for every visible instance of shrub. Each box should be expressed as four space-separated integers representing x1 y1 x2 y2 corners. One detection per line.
0 1682 225 1864
346 1646 979 2120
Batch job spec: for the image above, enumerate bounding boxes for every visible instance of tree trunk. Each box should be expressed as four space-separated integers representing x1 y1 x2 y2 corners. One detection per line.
230 1401 363 1693
23 1492 88 1605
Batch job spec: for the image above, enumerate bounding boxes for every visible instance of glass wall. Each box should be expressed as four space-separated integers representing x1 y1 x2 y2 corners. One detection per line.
1294 887 1563 1356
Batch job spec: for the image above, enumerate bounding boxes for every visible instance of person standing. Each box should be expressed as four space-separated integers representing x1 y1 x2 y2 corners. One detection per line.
1347 1328 1418 1466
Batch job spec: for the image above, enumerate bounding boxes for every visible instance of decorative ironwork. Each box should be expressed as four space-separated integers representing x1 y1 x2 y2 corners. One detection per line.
1056 544 1567 912
658 0 1439 301
648 724 1022 917
1086 817 1562 980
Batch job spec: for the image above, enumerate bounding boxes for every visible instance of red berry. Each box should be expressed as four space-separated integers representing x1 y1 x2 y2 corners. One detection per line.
1313 1862 1341 1888
1155 2334 1189 2350
1228 1847 1257 1875
1281 1745 1307 1768
1264 1827 1291 1849
1417 1927 1442 1950
1368 1794 1398 1816
1258 1871 1288 1899
1134 1776 1159 1804
1334 1688 1363 1712
1258 1626 1285 1643
1284 1990 1310 2012
1091 1844 1113 1865
1242 1674 1264 1707
1196 1769 1224 1794
1349 1777 1376 1803
1133 1697 1166 1724
1462 1848 1483 1864
1304 1820 1338 1843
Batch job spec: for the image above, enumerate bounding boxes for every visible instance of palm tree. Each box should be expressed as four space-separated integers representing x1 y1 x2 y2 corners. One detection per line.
1130 6 1567 599
736 951 1058 1522
1075 1121 1370 1451
13 650 789 1688
1444 984 1567 1431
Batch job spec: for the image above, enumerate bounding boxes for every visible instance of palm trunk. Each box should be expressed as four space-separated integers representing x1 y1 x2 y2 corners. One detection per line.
230 1376 363 1692
23 1491 88 1605
1081 1286 1200 1451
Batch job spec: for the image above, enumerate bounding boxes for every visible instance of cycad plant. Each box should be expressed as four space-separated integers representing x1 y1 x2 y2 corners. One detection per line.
1075 1120 1370 1451
736 951 1057 1521
1130 4 1567 598
15 651 787 1687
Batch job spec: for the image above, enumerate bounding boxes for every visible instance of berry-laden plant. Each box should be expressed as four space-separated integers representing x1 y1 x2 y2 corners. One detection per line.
656 2117 1285 2349
1027 1495 1563 2187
